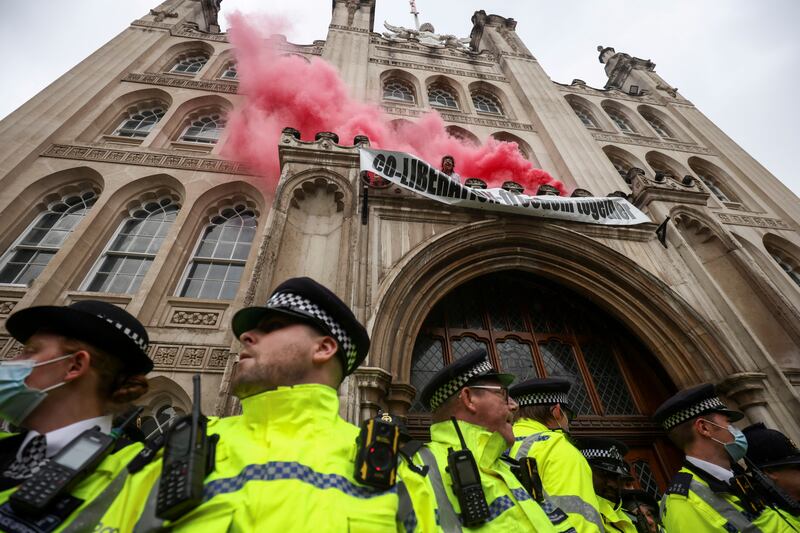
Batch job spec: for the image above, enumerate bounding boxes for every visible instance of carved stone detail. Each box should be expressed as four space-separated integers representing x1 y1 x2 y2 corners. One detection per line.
42 144 253 176
152 345 179 366
208 349 232 368
131 20 173 31
631 172 710 208
168 310 221 328
0 301 18 316
369 58 505 82
558 82 662 105
329 24 371 34
290 177 345 212
170 22 229 42
381 105 534 132
0 337 13 360
179 347 207 367
123 72 238 94
716 212 791 230
352 366 393 420
592 132 712 155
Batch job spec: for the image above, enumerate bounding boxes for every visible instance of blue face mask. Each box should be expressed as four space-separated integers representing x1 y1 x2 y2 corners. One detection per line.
704 419 749 462
0 354 74 426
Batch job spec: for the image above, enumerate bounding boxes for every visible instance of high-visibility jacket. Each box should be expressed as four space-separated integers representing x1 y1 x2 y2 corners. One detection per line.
0 432 143 532
660 464 796 532
98 384 405 532
399 419 566 532
510 418 603 533
598 496 636 533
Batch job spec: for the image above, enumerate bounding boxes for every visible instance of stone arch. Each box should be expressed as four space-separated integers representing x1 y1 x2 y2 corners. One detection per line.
153 94 234 147
445 125 480 147
645 151 691 180
490 131 537 165
380 69 423 106
467 81 514 119
135 376 193 436
601 100 650 135
602 145 648 181
565 94 609 130
369 219 739 393
687 156 743 205
205 48 238 79
150 40 216 73
424 74 468 111
637 105 690 142
78 87 173 143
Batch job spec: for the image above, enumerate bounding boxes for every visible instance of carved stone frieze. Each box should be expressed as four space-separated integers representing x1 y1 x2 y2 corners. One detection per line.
0 337 13 359
371 38 494 62
0 301 18 316
148 344 232 372
381 105 535 132
170 22 229 42
592 132 712 155
558 82 661 105
131 19 173 31
168 309 221 328
369 57 505 82
716 212 791 230
42 144 254 176
123 72 238 94
329 24 370 34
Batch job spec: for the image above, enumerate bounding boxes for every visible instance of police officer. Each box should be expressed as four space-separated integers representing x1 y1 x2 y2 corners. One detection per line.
653 383 794 532
577 437 637 533
102 277 405 532
399 348 566 531
742 423 800 529
0 300 152 530
621 489 662 533
509 378 603 533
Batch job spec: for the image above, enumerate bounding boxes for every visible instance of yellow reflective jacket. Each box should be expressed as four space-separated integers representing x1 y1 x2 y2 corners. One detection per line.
98 384 404 532
0 431 143 533
660 465 796 533
598 496 636 533
399 419 564 532
511 418 603 533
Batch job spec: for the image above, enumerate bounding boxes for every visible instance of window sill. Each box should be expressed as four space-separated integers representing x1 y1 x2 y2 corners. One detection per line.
161 297 230 329
164 71 199 78
722 201 745 211
100 135 144 147
475 111 505 118
64 291 133 308
169 141 215 154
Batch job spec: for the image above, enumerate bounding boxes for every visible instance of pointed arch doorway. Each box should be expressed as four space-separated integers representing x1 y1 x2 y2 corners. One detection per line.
407 270 682 495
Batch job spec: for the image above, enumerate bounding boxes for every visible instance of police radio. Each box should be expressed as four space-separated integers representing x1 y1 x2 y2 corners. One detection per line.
515 457 545 502
9 408 142 516
156 374 218 521
355 412 401 489
446 417 489 527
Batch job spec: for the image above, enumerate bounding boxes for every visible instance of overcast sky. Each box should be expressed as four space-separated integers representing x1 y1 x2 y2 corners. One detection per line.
1 1 798 195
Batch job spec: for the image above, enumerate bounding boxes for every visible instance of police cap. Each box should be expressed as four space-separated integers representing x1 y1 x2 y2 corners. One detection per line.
420 348 514 411
577 437 629 476
652 383 743 431
742 422 800 469
509 377 572 410
232 277 369 375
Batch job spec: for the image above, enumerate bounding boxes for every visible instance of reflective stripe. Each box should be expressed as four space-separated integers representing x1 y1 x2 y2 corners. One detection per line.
668 479 764 533
202 461 397 502
514 432 545 460
60 469 129 533
397 481 417 533
133 479 164 533
549 494 605 531
418 448 462 532
487 495 515 520
512 487 532 501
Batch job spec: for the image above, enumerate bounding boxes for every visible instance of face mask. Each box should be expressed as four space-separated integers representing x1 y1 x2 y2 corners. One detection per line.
0 353 74 426
704 419 749 462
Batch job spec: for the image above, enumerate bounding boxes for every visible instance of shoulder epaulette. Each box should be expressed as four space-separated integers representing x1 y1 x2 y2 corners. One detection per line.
665 472 693 497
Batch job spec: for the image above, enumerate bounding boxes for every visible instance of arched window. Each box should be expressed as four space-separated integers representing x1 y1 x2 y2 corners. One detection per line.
608 155 630 178
180 113 226 144
170 54 208 74
428 85 459 109
573 105 598 129
767 247 800 288
643 114 674 139
140 403 184 438
83 197 179 294
113 106 166 138
178 204 258 300
695 171 729 202
220 62 237 80
383 79 415 104
472 91 503 115
0 190 97 285
606 108 635 133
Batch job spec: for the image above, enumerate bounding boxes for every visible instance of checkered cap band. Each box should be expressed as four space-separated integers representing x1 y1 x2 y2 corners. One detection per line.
429 359 492 410
267 292 357 372
662 396 727 430
581 446 625 462
514 391 568 407
101 316 148 353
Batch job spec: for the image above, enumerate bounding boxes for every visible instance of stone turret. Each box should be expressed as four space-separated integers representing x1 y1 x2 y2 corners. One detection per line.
469 10 533 57
597 45 683 101
330 0 375 32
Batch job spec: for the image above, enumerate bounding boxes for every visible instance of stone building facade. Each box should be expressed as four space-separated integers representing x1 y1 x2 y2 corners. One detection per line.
1 0 799 494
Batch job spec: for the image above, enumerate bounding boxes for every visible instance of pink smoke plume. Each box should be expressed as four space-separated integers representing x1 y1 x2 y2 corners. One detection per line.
224 12 566 195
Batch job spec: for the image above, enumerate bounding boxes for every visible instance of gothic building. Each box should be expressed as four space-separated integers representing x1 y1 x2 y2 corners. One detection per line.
1 0 798 496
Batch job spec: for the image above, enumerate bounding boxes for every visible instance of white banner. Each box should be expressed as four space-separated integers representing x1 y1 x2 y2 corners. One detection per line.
359 148 651 226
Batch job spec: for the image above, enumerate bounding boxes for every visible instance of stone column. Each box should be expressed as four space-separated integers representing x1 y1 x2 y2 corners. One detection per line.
387 383 417 418
717 372 775 427
352 366 392 422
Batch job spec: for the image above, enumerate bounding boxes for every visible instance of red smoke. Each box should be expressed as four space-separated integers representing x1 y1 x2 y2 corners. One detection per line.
224 13 565 195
